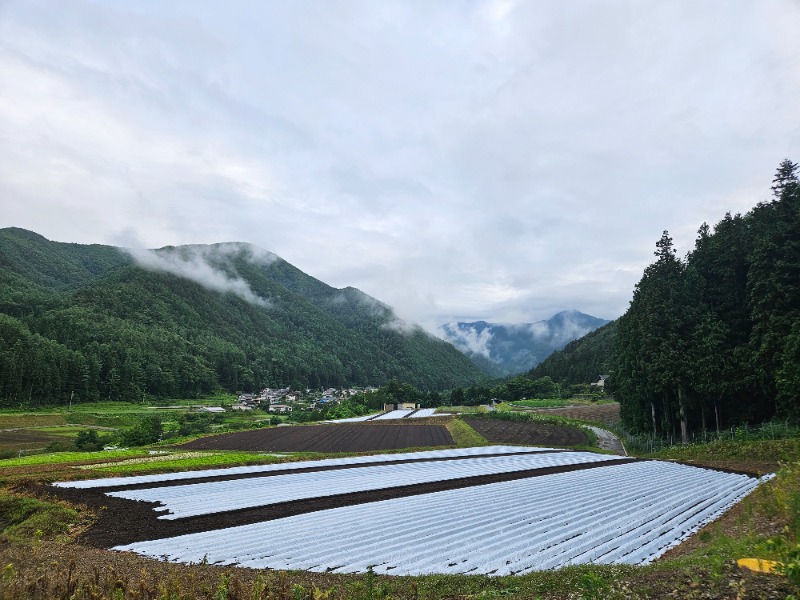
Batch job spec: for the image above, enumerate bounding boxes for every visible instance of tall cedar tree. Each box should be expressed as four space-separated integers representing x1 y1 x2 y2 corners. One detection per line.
615 159 800 437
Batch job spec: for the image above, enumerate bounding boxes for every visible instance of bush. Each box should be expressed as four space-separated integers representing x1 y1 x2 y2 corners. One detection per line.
74 429 102 451
119 415 163 447
176 412 222 436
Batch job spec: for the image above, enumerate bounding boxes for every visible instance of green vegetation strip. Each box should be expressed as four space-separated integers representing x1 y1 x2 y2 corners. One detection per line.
510 399 570 408
0 449 148 467
0 492 78 542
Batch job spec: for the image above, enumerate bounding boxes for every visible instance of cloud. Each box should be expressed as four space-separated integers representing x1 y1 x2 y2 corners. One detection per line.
331 287 422 335
1 0 799 332
440 323 496 359
124 242 275 307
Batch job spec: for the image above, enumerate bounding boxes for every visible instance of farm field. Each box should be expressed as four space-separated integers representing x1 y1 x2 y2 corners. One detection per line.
2 417 797 598
0 428 76 453
112 461 768 576
54 445 559 489
463 416 590 447
101 452 626 519
180 422 453 452
47 446 768 576
526 402 621 424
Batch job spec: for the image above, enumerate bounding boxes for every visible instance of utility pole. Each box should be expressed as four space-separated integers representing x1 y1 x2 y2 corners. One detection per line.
69 390 74 410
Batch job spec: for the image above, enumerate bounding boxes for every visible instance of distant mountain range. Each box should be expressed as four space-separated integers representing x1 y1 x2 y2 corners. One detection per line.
0 227 484 406
439 311 611 376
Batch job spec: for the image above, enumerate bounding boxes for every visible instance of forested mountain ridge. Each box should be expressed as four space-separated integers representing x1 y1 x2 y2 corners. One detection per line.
439 310 609 376
529 321 617 384
0 229 484 406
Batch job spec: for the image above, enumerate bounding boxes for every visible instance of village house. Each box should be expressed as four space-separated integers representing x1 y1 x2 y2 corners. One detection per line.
590 375 608 389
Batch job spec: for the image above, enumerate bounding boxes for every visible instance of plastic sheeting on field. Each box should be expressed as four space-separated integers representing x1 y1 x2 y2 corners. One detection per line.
114 462 771 575
407 408 439 418
107 451 625 519
53 445 558 489
372 410 414 420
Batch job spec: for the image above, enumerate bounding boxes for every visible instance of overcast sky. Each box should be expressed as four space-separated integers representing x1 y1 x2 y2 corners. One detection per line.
2 0 799 332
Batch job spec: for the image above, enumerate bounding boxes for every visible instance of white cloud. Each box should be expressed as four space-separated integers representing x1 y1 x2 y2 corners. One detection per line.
124 243 276 307
1 0 799 331
440 323 496 359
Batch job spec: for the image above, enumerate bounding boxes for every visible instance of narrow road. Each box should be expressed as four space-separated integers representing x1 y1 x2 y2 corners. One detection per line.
586 426 627 456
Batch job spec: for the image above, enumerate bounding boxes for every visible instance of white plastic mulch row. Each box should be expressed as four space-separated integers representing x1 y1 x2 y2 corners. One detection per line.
107 452 624 519
371 409 414 420
407 408 438 418
114 461 770 575
53 445 556 489
322 414 377 423
324 408 443 422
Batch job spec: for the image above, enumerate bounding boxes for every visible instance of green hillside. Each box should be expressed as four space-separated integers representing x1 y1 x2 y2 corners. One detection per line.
0 229 484 406
529 321 617 385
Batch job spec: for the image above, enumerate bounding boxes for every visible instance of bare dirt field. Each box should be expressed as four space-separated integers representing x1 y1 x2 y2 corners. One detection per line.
180 422 454 453
463 417 590 447
0 429 68 452
528 402 620 424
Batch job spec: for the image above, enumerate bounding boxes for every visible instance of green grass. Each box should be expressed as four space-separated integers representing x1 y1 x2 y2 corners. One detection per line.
648 437 800 467
0 449 148 467
510 399 570 408
83 450 288 474
0 492 78 541
447 418 489 447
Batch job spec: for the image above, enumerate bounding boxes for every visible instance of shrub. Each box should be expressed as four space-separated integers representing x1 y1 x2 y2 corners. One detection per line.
74 429 102 451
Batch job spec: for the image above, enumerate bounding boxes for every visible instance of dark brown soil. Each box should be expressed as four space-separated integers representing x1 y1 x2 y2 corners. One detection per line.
463 417 590 447
527 403 621 423
0 429 67 451
36 457 640 548
180 423 453 452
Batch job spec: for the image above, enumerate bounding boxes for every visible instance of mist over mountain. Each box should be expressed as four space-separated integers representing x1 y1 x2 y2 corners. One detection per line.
0 228 483 406
439 311 610 376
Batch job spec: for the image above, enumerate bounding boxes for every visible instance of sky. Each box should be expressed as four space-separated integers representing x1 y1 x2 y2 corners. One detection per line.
2 0 799 333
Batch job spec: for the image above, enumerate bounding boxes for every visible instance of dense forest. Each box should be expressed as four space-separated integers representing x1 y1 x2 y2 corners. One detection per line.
529 321 617 385
535 160 799 440
0 229 484 406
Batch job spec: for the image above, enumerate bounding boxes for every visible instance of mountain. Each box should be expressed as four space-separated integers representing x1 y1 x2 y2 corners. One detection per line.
529 320 618 384
0 227 484 406
439 311 610 376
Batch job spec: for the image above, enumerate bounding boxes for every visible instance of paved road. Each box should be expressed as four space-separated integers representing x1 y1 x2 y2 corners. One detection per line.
586 426 627 456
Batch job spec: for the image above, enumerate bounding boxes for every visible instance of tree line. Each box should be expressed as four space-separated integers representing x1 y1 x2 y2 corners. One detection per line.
612 159 800 441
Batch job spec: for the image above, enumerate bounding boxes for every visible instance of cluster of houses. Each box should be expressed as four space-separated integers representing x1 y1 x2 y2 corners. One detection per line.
232 387 298 413
229 386 379 413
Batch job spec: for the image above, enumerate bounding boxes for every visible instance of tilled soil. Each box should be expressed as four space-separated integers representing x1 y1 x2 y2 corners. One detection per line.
528 403 621 423
180 422 453 452
463 417 590 447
